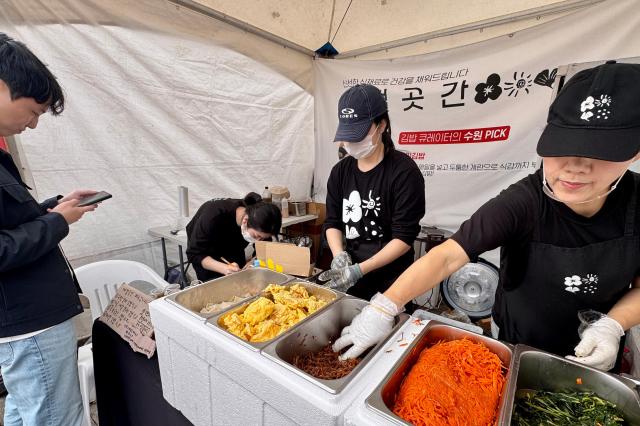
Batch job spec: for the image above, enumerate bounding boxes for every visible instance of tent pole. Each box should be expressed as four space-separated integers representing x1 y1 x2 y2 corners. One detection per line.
167 0 315 57
336 0 604 59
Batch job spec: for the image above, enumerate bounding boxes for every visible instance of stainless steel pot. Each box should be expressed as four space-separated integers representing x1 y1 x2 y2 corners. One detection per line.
165 268 291 321
502 345 640 425
365 321 513 425
207 280 340 351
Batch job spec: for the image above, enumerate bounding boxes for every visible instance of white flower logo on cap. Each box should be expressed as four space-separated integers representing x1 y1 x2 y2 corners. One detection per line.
595 94 612 120
580 96 595 121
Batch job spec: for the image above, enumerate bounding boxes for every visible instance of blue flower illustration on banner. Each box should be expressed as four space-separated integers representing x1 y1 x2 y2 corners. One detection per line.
474 73 502 104
504 72 533 97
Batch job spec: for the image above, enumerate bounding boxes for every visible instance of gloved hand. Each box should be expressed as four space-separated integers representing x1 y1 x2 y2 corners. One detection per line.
330 251 352 270
566 316 624 371
332 293 401 360
319 264 363 292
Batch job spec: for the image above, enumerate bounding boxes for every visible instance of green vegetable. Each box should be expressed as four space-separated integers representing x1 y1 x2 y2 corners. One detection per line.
513 390 626 425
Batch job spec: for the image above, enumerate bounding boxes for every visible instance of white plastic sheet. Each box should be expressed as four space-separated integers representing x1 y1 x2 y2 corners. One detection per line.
0 0 314 261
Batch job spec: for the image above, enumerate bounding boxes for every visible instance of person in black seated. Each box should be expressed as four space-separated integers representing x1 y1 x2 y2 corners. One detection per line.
186 192 281 281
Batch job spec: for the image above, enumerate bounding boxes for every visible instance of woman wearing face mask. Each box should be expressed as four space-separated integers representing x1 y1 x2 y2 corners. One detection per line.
321 84 425 301
186 192 282 281
334 62 640 371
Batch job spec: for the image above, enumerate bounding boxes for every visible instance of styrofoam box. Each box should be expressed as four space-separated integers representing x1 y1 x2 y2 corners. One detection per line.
149 298 427 426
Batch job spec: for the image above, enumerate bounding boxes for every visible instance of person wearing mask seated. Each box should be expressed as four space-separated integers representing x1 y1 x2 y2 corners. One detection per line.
186 192 281 281
334 62 640 372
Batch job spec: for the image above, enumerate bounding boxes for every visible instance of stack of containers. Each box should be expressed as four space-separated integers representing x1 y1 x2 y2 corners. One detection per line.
152 270 640 425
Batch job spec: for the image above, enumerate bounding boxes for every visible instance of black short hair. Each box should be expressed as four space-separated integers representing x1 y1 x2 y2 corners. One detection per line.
242 192 282 236
0 33 64 115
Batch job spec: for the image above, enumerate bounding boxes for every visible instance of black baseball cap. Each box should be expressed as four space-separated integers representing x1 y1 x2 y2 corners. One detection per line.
333 84 388 143
537 61 640 162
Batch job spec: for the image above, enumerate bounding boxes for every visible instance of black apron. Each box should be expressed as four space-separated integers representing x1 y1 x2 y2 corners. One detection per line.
345 239 414 301
494 175 640 356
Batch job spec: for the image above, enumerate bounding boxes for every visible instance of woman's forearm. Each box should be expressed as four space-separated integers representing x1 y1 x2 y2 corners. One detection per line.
201 256 226 274
326 228 345 257
359 239 410 275
384 239 470 308
608 279 640 330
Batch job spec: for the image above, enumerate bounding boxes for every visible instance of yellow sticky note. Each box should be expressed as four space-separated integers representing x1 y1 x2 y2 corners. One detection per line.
275 264 283 273
267 258 274 270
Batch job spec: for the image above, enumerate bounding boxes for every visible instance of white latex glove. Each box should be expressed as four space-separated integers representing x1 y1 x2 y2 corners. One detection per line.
330 251 352 270
332 293 400 360
566 316 624 371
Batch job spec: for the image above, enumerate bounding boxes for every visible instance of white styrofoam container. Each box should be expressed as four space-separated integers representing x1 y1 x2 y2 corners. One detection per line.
150 297 427 426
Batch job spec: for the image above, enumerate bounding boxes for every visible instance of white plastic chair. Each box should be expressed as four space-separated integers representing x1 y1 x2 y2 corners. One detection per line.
74 260 168 426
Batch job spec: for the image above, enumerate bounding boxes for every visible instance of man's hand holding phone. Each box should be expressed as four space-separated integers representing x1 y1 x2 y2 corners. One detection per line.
50 189 111 224
50 199 96 224
59 189 98 204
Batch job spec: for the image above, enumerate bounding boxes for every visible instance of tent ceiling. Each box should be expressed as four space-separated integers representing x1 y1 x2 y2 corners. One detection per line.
181 0 600 56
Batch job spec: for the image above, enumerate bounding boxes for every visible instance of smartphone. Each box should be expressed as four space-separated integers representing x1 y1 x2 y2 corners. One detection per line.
77 191 112 207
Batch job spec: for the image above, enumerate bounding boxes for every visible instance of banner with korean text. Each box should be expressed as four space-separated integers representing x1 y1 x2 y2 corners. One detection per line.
313 0 640 234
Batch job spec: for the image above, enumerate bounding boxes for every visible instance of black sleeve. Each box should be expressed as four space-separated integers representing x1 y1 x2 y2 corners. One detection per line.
451 176 538 260
324 164 343 233
39 195 62 210
390 162 425 245
186 204 224 267
0 212 69 273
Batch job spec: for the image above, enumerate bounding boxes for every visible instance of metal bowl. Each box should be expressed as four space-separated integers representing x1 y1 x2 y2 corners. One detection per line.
366 321 513 425
164 268 291 321
207 281 339 351
502 345 640 425
262 297 409 394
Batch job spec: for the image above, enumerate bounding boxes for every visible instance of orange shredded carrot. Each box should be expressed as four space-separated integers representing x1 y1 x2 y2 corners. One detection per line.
392 338 506 426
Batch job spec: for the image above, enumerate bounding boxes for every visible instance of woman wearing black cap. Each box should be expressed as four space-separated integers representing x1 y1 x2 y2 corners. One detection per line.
186 192 282 281
321 84 425 302
334 62 640 369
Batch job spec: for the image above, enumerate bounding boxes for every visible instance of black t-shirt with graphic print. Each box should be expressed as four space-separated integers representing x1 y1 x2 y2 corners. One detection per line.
451 169 640 291
325 150 425 248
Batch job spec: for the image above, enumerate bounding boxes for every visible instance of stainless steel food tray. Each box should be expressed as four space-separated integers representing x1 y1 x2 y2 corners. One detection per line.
365 321 513 425
262 297 410 394
502 345 640 425
165 268 291 321
206 280 340 351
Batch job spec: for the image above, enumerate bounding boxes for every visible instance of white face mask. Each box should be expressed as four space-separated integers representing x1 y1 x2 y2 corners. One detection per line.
541 162 624 204
241 222 256 243
344 125 379 159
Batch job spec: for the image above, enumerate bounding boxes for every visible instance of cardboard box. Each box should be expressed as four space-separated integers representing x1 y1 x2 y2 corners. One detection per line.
255 241 314 277
306 202 326 225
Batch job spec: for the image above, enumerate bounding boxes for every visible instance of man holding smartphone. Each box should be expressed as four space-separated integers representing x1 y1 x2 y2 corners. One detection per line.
0 33 98 426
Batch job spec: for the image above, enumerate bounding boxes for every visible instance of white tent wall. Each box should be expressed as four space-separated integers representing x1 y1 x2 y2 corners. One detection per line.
0 0 314 273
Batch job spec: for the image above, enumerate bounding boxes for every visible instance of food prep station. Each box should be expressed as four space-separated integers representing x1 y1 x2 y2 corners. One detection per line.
149 269 640 426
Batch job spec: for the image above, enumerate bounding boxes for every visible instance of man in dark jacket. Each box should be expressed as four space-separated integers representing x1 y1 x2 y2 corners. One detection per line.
0 33 98 426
